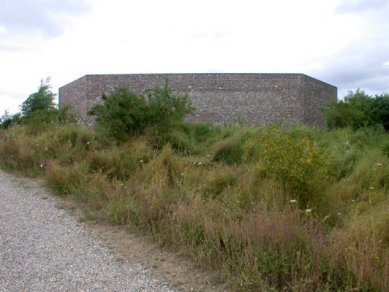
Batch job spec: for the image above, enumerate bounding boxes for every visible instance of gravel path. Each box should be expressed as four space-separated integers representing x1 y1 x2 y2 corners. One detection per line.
0 170 172 292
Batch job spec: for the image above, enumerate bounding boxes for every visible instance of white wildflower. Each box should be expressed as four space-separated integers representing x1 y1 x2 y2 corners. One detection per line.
289 199 297 204
305 208 312 213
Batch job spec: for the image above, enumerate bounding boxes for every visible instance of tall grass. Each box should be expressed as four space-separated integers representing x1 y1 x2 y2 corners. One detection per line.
1 124 388 290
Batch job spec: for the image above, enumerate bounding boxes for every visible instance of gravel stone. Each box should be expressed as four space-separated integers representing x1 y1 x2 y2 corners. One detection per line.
0 170 173 291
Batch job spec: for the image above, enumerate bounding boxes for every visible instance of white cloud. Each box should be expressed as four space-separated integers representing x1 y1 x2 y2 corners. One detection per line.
336 0 388 13
0 0 89 51
0 0 388 114
0 0 88 36
311 0 389 97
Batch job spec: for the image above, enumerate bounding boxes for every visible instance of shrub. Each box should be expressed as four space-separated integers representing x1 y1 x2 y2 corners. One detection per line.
244 126 330 205
0 111 22 129
325 90 389 131
1 110 389 290
89 85 194 142
23 106 76 134
88 88 148 141
373 94 389 131
146 86 194 134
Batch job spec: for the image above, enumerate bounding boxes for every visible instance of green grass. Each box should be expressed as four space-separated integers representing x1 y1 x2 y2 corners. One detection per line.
1 123 388 291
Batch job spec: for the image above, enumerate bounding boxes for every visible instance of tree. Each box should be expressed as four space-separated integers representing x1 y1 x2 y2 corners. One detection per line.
324 90 389 132
372 94 389 131
21 78 56 118
17 79 75 131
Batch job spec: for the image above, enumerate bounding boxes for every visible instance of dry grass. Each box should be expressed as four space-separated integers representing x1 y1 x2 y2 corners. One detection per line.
1 124 388 290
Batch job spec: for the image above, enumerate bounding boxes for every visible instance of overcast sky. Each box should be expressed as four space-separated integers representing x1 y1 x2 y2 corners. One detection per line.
1 0 388 114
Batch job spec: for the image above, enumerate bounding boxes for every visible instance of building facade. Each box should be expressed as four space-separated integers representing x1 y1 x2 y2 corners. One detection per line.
59 73 337 127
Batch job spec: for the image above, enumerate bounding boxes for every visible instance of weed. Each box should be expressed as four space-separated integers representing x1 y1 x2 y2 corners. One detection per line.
1 120 388 290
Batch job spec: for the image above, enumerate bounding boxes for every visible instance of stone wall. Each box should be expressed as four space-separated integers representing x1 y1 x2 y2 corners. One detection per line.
59 73 337 127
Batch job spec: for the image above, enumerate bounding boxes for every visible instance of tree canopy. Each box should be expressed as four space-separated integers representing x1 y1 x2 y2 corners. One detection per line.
325 90 389 132
21 78 56 118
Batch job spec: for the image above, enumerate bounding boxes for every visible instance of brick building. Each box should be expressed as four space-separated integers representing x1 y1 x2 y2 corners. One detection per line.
59 73 337 127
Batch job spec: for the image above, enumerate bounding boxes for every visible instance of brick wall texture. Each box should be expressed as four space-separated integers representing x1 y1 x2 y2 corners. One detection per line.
58 73 337 127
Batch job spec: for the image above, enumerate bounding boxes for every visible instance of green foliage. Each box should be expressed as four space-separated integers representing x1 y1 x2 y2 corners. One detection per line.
244 126 330 204
325 89 389 131
212 137 245 165
24 106 76 134
373 94 389 131
1 109 389 290
88 88 148 141
157 123 219 154
21 78 56 118
184 123 217 142
212 129 255 165
0 111 22 129
1 79 75 132
89 86 194 142
146 86 194 134
203 171 237 199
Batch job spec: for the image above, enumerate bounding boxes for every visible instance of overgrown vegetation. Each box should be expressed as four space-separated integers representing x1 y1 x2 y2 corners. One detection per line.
1 84 388 290
0 78 75 131
88 86 194 141
325 89 389 131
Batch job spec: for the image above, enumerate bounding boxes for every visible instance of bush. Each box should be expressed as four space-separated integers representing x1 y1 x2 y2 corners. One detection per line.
146 86 194 134
1 79 75 132
244 126 330 205
0 112 21 129
325 90 389 131
88 88 148 141
1 113 389 290
24 106 76 134
373 94 389 131
89 85 194 142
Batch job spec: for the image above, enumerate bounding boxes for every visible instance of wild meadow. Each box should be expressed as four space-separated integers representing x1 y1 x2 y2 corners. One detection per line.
1 82 388 290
